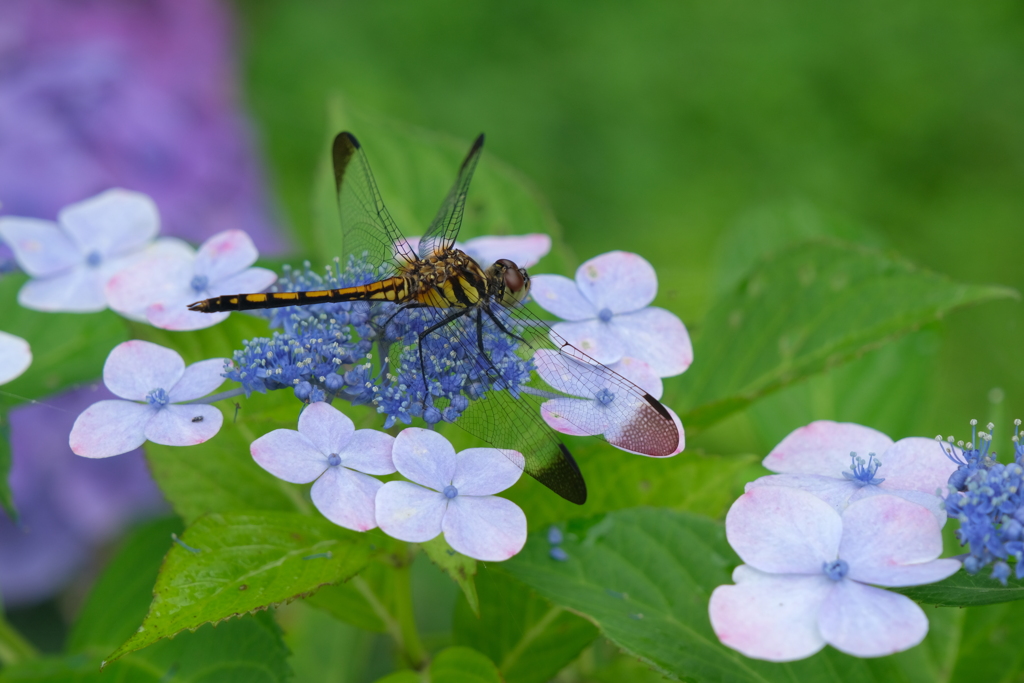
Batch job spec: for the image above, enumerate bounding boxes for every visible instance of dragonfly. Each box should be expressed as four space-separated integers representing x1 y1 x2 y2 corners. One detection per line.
188 132 680 504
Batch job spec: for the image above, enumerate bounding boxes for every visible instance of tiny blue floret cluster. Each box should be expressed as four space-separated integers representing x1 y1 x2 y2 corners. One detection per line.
226 256 535 428
942 419 1024 584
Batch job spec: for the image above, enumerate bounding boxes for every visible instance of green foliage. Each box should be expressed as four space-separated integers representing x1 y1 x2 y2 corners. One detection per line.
420 536 479 617
304 560 394 633
675 240 1015 431
0 518 292 682
373 647 502 683
107 511 379 662
895 571 1024 608
506 441 757 531
453 567 599 683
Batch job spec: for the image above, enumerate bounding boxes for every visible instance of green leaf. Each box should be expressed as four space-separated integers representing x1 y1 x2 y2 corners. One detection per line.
429 647 503 683
895 569 1024 607
144 388 305 524
373 672 420 683
1 517 292 682
502 507 958 683
453 567 599 683
107 511 379 662
710 205 942 449
674 240 1016 431
711 200 889 299
505 440 757 531
304 559 394 633
746 326 942 450
309 96 573 275
281 600 375 683
420 536 479 617
0 275 129 401
370 648 501 683
0 613 291 683
949 600 1024 682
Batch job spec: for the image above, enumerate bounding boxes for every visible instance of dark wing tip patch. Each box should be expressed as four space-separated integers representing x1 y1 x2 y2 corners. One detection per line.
558 442 587 505
331 132 360 193
644 393 672 421
461 134 485 171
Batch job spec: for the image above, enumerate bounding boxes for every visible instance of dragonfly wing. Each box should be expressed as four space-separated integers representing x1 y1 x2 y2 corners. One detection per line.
510 306 681 457
415 306 588 505
418 134 485 259
332 132 418 268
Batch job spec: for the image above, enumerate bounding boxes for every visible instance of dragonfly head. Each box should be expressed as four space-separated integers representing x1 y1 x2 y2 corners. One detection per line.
489 258 531 307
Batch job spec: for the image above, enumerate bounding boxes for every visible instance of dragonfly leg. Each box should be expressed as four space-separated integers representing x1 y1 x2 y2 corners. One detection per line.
417 307 473 394
483 306 526 343
379 301 429 336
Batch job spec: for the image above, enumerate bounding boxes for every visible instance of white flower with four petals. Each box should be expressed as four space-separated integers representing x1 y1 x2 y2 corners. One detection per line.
0 189 159 312
69 341 226 458
251 402 396 532
530 251 692 377
105 229 277 331
709 485 960 661
375 428 527 561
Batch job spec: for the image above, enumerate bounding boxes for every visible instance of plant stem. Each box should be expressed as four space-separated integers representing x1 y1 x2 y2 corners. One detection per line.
0 610 37 665
391 562 428 669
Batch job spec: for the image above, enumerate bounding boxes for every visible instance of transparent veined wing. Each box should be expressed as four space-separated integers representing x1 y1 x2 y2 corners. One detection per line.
417 134 485 259
332 132 418 269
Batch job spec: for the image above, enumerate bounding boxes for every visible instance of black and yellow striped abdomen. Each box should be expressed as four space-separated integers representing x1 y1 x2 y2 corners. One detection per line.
188 276 412 313
187 248 494 314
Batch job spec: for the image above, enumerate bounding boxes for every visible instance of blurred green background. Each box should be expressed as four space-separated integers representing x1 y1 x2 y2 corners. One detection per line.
234 0 1023 455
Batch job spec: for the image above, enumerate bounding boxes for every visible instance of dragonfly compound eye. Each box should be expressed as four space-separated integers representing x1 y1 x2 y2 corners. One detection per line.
497 259 526 293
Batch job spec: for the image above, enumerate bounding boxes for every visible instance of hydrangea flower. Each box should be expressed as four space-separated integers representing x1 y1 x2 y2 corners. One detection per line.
0 189 158 312
529 251 692 377
0 331 32 385
533 350 684 455
69 340 227 458
942 420 1024 583
749 420 957 525
250 402 395 531
105 229 277 331
400 233 551 268
228 257 533 430
375 428 527 561
709 486 960 661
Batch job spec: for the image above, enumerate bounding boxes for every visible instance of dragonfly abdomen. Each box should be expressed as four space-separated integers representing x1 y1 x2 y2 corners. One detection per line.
187 276 410 312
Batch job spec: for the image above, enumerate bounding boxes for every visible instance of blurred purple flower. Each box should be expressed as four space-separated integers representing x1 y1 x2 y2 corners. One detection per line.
1 384 167 607
0 0 285 253
0 0 285 606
